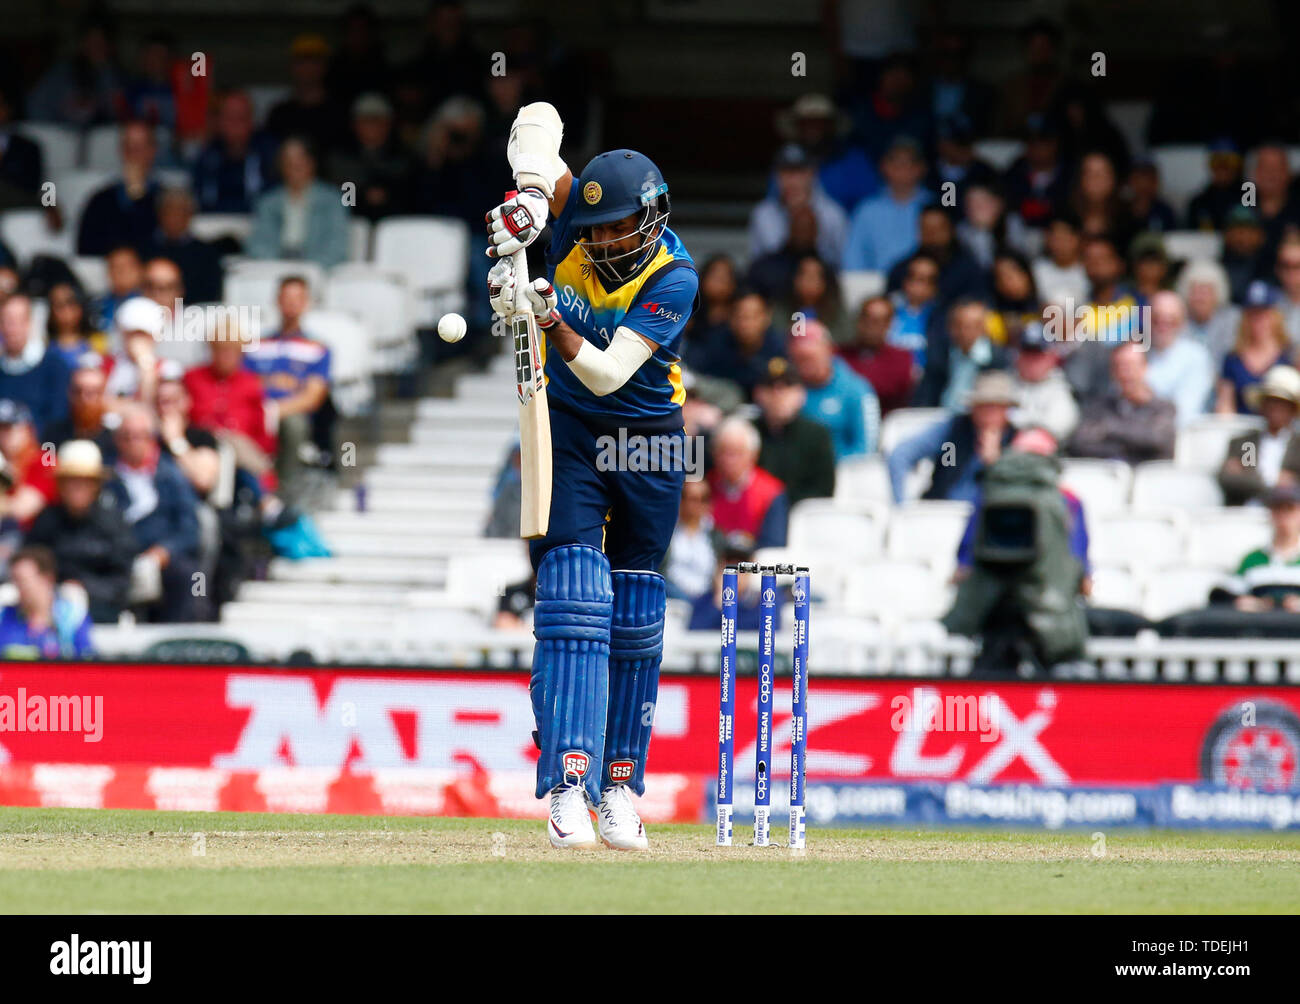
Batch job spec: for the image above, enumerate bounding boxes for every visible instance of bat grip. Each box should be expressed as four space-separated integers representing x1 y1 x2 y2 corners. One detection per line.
505 189 531 314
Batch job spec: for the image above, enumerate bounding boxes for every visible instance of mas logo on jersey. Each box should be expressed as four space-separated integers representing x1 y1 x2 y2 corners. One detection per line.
583 181 602 205
562 750 591 778
608 759 635 784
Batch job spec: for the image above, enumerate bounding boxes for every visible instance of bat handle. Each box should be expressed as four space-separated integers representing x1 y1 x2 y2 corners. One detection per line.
504 189 531 313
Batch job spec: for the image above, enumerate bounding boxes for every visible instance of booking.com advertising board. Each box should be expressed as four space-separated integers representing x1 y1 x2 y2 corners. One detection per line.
1 664 1299 830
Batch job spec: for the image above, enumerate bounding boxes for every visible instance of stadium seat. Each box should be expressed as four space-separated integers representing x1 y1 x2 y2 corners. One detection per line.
842 561 950 620
1183 507 1270 569
838 270 885 313
52 169 114 234
348 219 372 262
1090 514 1185 569
972 139 1024 170
1104 100 1151 157
246 85 290 125
1163 231 1222 262
1089 565 1143 610
299 308 375 416
373 216 469 324
191 213 253 245
0 209 73 264
10 122 79 174
325 265 416 372
1059 458 1132 517
443 551 533 616
880 407 947 454
1131 461 1224 511
885 500 972 576
84 123 171 171
1142 566 1224 620
787 498 887 562
1150 146 1208 215
834 454 892 506
68 256 108 295
1174 414 1262 472
223 259 327 307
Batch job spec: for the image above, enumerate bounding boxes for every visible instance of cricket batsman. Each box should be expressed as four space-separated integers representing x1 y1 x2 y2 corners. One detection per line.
485 102 698 850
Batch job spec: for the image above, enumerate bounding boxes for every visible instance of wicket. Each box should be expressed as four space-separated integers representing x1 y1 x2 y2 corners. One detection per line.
717 562 810 849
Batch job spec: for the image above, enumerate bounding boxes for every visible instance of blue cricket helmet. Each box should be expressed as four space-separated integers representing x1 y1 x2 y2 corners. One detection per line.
571 149 671 282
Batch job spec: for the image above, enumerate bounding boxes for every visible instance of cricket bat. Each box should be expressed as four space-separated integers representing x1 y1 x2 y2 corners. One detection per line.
507 195 553 539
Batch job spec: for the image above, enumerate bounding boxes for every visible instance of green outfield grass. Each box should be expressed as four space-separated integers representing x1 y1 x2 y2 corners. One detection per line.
1 807 1298 913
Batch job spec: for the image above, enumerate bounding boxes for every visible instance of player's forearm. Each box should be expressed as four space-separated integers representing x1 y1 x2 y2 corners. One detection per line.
548 324 654 397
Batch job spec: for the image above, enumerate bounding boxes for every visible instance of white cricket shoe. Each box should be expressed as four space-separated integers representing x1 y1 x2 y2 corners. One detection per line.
597 784 649 851
547 784 597 849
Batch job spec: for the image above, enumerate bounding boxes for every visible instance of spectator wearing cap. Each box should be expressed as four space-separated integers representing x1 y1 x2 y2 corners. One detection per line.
265 35 346 156
928 114 997 200
1068 343 1176 465
104 296 166 408
0 546 95 659
1228 484 1300 613
1187 141 1244 231
887 369 1018 504
329 92 410 222
1011 324 1078 443
886 252 939 372
184 323 275 478
774 94 878 213
1221 206 1269 305
1032 212 1088 304
1218 365 1300 506
751 357 836 506
788 320 879 460
76 121 161 257
1178 259 1240 369
838 295 916 415
46 361 117 463
662 479 721 602
685 288 784 400
46 281 109 369
24 440 135 624
1002 114 1068 230
1216 282 1294 415
105 404 201 623
887 204 989 307
248 136 350 268
0 400 57 531
748 144 850 268
244 276 333 490
843 136 931 272
144 188 223 303
0 295 71 436
707 416 788 549
1126 159 1177 234
91 245 144 332
192 90 280 213
1146 291 1215 426
1274 236 1300 344
916 299 1009 411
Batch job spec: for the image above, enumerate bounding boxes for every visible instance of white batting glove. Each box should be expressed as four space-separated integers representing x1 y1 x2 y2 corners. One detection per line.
485 188 548 258
524 277 561 329
487 259 516 317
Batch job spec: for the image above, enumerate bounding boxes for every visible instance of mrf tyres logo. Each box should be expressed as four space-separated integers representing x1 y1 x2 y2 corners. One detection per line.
50 935 151 984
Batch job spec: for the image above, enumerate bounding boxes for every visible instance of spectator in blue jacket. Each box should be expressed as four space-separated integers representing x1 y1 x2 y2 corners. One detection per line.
192 90 279 213
0 545 95 659
0 295 71 436
247 136 349 268
843 136 932 272
105 405 201 622
887 369 1018 503
788 320 879 459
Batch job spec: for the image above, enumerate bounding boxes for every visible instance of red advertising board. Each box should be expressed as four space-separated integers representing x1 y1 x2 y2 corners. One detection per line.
1 664 1297 793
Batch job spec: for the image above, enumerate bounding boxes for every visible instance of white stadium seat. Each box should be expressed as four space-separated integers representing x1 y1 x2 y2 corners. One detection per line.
1183 507 1270 570
0 209 73 263
880 407 947 454
787 499 886 562
1130 461 1224 511
223 259 326 308
1150 146 1208 216
325 265 417 371
68 256 109 295
373 216 469 324
10 122 79 174
972 139 1024 171
842 561 950 620
1090 514 1184 569
84 123 171 171
834 454 892 506
191 213 253 245
348 218 372 262
1142 566 1223 620
1059 458 1132 517
885 501 972 576
299 308 375 416
838 270 885 312
1163 231 1222 262
1174 414 1262 472
1089 565 1143 610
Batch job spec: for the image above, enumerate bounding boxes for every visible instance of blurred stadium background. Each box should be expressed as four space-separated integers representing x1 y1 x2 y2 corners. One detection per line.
0 0 1298 685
